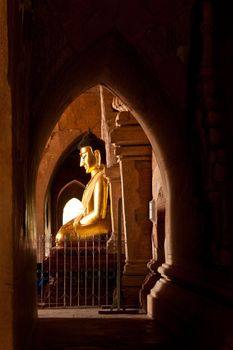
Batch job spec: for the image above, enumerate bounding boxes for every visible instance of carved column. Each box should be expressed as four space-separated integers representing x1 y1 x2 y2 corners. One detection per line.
111 111 152 305
147 4 233 344
140 152 165 310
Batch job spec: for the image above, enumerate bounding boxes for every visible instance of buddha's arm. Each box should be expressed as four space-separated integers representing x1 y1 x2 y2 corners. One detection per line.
79 178 103 225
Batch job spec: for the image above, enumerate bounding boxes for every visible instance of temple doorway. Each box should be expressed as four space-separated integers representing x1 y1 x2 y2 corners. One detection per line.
36 85 165 312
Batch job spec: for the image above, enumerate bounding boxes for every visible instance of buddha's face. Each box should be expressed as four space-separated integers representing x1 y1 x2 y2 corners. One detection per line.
79 146 98 173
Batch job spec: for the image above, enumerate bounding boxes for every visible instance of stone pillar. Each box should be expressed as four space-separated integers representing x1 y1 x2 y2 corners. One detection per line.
147 4 233 346
111 112 152 305
99 88 124 252
140 152 165 310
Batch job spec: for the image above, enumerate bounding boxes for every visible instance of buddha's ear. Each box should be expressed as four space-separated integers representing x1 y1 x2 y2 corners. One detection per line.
94 149 101 167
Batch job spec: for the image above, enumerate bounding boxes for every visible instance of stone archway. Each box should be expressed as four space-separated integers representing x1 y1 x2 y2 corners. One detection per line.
31 33 206 316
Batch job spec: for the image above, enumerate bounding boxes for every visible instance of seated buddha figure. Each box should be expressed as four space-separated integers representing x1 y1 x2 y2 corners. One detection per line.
55 131 112 247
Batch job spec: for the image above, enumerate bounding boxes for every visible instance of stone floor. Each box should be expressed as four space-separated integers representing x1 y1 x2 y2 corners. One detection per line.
33 308 185 350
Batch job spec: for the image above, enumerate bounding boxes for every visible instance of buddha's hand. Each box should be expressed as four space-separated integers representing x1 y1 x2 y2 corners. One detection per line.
55 231 63 247
73 213 84 230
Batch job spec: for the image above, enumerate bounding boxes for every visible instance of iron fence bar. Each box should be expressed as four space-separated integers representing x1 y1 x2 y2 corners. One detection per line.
117 197 122 310
63 237 66 307
37 235 42 305
70 239 72 306
98 235 101 305
77 236 80 307
84 238 87 306
92 235 95 306
56 243 58 307
106 234 109 306
48 237 51 307
40 257 44 305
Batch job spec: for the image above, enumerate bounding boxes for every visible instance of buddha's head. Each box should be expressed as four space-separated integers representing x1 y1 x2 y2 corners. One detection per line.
78 130 106 174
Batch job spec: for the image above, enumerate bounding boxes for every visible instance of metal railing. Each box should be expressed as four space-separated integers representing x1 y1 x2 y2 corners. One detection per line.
37 233 124 308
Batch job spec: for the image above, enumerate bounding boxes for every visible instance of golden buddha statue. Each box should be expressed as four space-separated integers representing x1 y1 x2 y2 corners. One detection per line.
55 131 112 247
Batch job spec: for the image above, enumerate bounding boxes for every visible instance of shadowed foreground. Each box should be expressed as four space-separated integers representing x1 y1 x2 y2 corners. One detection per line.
33 309 182 350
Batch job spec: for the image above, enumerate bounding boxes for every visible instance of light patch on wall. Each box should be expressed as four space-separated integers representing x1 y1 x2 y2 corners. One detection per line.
62 197 84 224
